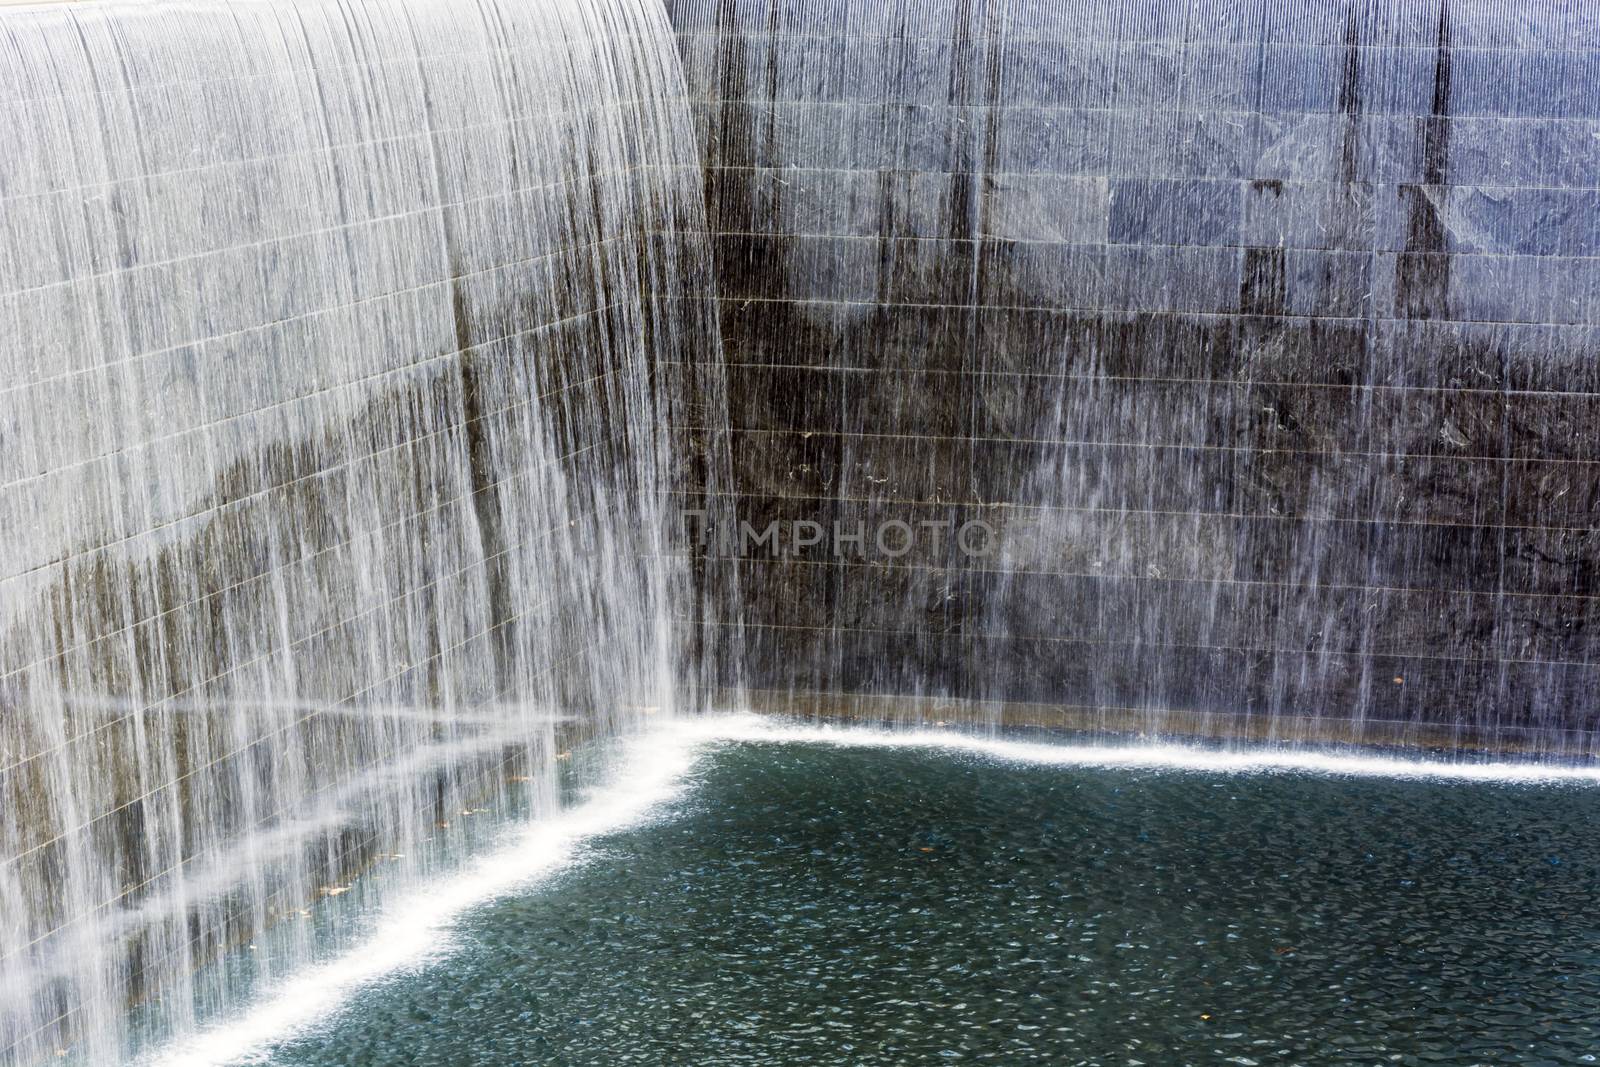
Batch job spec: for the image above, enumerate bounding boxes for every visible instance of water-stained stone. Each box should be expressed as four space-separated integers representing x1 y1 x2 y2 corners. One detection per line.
669 0 1600 752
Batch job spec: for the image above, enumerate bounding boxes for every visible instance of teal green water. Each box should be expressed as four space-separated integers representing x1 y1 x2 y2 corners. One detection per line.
254 741 1600 1065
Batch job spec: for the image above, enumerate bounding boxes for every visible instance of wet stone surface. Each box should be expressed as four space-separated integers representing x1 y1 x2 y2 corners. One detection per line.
665 0 1600 744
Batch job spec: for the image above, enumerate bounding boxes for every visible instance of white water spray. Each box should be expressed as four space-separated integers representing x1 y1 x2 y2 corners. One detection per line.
0 0 723 1060
139 725 703 1067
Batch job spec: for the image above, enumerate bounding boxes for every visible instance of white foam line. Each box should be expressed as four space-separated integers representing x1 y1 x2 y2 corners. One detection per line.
137 711 1597 1065
681 713 1600 785
140 722 704 1067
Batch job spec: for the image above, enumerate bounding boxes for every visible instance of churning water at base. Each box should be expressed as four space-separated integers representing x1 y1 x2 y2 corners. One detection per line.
0 0 726 1060
134 724 704 1067
192 722 1600 1066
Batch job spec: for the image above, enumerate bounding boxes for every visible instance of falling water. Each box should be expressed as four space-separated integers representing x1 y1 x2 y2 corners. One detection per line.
668 0 1600 759
7 0 1600 1060
0 0 726 1061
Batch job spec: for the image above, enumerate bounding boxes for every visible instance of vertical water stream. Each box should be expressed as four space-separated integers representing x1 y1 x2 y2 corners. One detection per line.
0 0 725 1060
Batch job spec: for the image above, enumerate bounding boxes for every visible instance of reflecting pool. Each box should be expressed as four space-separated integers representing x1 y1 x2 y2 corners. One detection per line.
250 737 1600 1066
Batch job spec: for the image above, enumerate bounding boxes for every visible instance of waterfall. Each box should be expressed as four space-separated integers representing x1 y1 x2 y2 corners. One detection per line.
0 0 726 1060
6 0 1599 1059
668 0 1600 758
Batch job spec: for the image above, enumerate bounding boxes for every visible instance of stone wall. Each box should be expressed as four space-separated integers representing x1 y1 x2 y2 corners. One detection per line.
667 0 1600 751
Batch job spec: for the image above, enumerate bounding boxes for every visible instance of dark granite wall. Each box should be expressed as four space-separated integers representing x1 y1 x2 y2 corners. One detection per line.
666 0 1600 750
